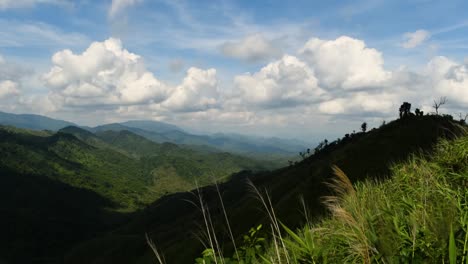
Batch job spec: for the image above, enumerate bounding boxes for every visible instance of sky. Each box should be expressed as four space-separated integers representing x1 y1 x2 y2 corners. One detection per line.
0 0 467 141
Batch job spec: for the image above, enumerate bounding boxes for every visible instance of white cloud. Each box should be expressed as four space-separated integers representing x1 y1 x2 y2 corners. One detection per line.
162 67 220 112
0 80 20 99
318 92 399 115
426 56 468 104
221 34 282 62
401 29 431 49
43 38 169 107
109 0 141 19
0 54 28 100
233 55 325 108
300 36 390 89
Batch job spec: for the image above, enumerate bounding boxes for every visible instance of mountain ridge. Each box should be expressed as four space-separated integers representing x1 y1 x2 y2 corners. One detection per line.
0 110 305 157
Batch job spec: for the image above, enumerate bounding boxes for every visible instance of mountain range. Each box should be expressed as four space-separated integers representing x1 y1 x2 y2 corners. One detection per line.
0 111 307 158
1 112 465 263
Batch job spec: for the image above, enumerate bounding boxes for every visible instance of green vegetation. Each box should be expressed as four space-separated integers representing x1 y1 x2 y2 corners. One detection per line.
195 132 467 263
0 125 272 211
64 115 466 264
0 124 275 263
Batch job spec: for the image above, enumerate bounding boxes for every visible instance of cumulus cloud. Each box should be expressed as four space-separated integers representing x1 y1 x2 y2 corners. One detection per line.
426 56 468 104
233 55 325 108
162 67 220 112
43 38 168 107
401 29 431 49
221 34 282 62
109 0 141 19
300 36 390 89
11 34 467 136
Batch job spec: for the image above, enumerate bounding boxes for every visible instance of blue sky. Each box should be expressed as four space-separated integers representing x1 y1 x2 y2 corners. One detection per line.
0 0 467 140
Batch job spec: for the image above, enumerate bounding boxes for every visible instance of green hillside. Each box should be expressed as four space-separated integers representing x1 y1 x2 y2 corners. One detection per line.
256 130 467 263
64 115 466 264
1 125 272 211
0 125 274 263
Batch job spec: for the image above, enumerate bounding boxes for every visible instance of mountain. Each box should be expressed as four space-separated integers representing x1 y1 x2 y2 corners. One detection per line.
64 115 466 264
95 122 305 157
0 125 274 263
0 111 75 131
120 120 183 133
0 111 306 158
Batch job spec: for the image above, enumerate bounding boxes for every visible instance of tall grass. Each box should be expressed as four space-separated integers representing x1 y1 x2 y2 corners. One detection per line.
264 132 468 263
147 132 467 263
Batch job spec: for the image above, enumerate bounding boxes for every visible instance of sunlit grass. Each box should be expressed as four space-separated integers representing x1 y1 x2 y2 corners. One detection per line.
150 131 468 263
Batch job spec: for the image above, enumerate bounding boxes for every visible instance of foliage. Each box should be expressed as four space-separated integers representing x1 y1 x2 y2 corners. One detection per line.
195 224 266 264
361 122 367 133
0 126 272 212
399 102 412 118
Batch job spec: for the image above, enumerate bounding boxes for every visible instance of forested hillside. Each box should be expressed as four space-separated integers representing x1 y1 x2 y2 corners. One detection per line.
0 125 273 263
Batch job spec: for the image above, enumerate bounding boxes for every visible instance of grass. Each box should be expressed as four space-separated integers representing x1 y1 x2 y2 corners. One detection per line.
181 130 468 263
265 131 468 263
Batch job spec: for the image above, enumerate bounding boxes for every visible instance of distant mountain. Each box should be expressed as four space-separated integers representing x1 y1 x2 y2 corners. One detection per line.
120 120 183 133
96 122 306 157
0 111 75 131
0 111 306 157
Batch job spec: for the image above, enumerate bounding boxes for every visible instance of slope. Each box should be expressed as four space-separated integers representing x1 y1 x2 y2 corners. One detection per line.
259 130 468 263
64 115 466 264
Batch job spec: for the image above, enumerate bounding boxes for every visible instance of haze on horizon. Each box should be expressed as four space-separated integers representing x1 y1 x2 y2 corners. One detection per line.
0 0 467 141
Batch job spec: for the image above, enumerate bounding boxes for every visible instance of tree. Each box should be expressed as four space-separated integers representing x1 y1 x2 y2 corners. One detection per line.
299 151 306 160
361 122 367 133
432 97 447 115
399 102 411 118
459 113 468 125
415 108 424 116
